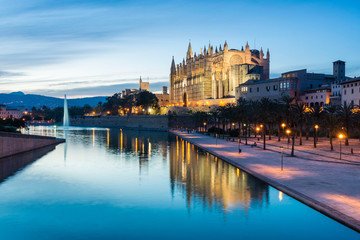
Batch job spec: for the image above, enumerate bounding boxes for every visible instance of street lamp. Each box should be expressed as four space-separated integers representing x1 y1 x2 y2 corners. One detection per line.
339 134 344 160
286 129 291 148
203 122 207 132
281 123 286 139
256 127 260 140
314 124 319 148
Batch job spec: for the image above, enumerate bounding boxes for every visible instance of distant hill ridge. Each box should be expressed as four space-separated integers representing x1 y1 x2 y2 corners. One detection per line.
0 92 107 109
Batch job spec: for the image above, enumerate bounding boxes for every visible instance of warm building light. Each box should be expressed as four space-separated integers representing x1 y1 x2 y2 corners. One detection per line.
232 122 235 126
106 111 110 114
24 111 28 115
260 124 263 128
203 122 207 126
92 111 95 115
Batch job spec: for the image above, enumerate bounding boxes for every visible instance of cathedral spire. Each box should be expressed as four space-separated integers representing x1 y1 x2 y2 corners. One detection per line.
260 48 264 59
187 42 193 59
215 46 218 53
224 40 228 51
219 44 222 52
204 45 207 55
266 48 270 59
245 42 250 51
171 56 176 74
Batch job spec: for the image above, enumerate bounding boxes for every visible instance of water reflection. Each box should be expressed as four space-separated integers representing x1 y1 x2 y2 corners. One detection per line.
0 145 55 183
10 126 358 239
169 135 269 213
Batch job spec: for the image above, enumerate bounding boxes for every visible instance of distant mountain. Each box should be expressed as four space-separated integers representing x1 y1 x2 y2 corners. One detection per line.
0 92 107 109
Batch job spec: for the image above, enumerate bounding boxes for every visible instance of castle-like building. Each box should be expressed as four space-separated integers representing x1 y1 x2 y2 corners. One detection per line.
169 41 270 106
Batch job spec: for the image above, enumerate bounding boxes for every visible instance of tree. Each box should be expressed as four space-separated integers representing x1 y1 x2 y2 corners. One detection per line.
135 91 159 114
257 98 273 150
194 111 209 131
292 102 307 145
337 103 354 146
309 105 323 147
323 105 340 151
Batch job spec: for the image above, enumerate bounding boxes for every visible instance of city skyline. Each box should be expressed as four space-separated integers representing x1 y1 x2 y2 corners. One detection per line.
0 0 359 98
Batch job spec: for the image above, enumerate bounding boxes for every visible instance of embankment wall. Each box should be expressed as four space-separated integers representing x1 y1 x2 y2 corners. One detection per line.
0 132 63 159
70 115 169 131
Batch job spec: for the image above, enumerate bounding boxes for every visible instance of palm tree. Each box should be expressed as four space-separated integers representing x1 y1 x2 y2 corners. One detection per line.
210 107 221 132
353 108 360 142
273 101 285 142
309 105 323 147
281 95 296 124
338 103 354 146
323 105 339 151
257 98 273 150
234 98 247 142
292 102 307 145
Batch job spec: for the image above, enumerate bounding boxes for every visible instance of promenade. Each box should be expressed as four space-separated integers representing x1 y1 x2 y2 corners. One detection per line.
170 130 360 232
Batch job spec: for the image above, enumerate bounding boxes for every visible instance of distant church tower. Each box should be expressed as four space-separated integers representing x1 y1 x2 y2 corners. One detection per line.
333 60 345 82
139 76 149 91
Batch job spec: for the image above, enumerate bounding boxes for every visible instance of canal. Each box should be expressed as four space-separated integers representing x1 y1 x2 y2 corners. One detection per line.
0 127 358 239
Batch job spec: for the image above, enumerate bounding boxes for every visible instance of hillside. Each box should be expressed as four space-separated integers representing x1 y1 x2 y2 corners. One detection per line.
0 92 107 109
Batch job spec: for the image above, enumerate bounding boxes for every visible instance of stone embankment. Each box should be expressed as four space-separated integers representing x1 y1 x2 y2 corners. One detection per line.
0 132 64 159
71 115 169 131
171 130 360 233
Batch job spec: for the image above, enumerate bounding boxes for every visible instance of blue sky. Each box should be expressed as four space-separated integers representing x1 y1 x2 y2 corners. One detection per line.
0 0 359 98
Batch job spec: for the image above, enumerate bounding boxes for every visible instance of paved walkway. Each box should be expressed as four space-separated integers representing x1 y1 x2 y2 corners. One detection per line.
170 130 360 232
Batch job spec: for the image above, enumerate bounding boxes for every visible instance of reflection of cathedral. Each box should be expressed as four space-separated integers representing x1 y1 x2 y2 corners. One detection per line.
169 136 269 212
169 41 270 106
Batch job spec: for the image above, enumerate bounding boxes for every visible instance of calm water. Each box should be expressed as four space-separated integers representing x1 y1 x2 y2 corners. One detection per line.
0 126 358 239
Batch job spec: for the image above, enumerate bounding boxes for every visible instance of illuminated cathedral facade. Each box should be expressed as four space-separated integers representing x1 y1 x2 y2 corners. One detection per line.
169 41 270 106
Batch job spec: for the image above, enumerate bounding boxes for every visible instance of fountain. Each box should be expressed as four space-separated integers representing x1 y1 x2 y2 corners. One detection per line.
63 94 69 128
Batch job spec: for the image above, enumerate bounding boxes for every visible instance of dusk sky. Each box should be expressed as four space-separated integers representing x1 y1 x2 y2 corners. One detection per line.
0 0 359 98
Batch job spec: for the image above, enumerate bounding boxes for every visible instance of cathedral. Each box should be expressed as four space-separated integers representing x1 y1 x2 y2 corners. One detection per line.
169 41 270 106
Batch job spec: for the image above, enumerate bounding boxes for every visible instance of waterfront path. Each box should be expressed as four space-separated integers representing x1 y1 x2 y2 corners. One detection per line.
170 130 360 232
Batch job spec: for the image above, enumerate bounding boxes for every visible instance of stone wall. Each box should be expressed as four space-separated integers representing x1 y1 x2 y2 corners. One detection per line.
0 132 63 159
70 115 169 131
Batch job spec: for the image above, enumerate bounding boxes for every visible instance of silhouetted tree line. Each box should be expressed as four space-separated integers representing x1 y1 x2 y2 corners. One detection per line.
103 91 160 115
0 118 26 132
30 104 93 122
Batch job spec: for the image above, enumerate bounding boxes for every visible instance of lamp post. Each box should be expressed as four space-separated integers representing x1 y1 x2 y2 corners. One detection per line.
286 129 291 148
203 122 207 132
281 123 286 139
244 123 248 145
256 127 260 141
314 124 319 148
339 134 344 160
280 146 284 171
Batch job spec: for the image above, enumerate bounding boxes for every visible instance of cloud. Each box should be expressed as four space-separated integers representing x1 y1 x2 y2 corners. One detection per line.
0 71 25 77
